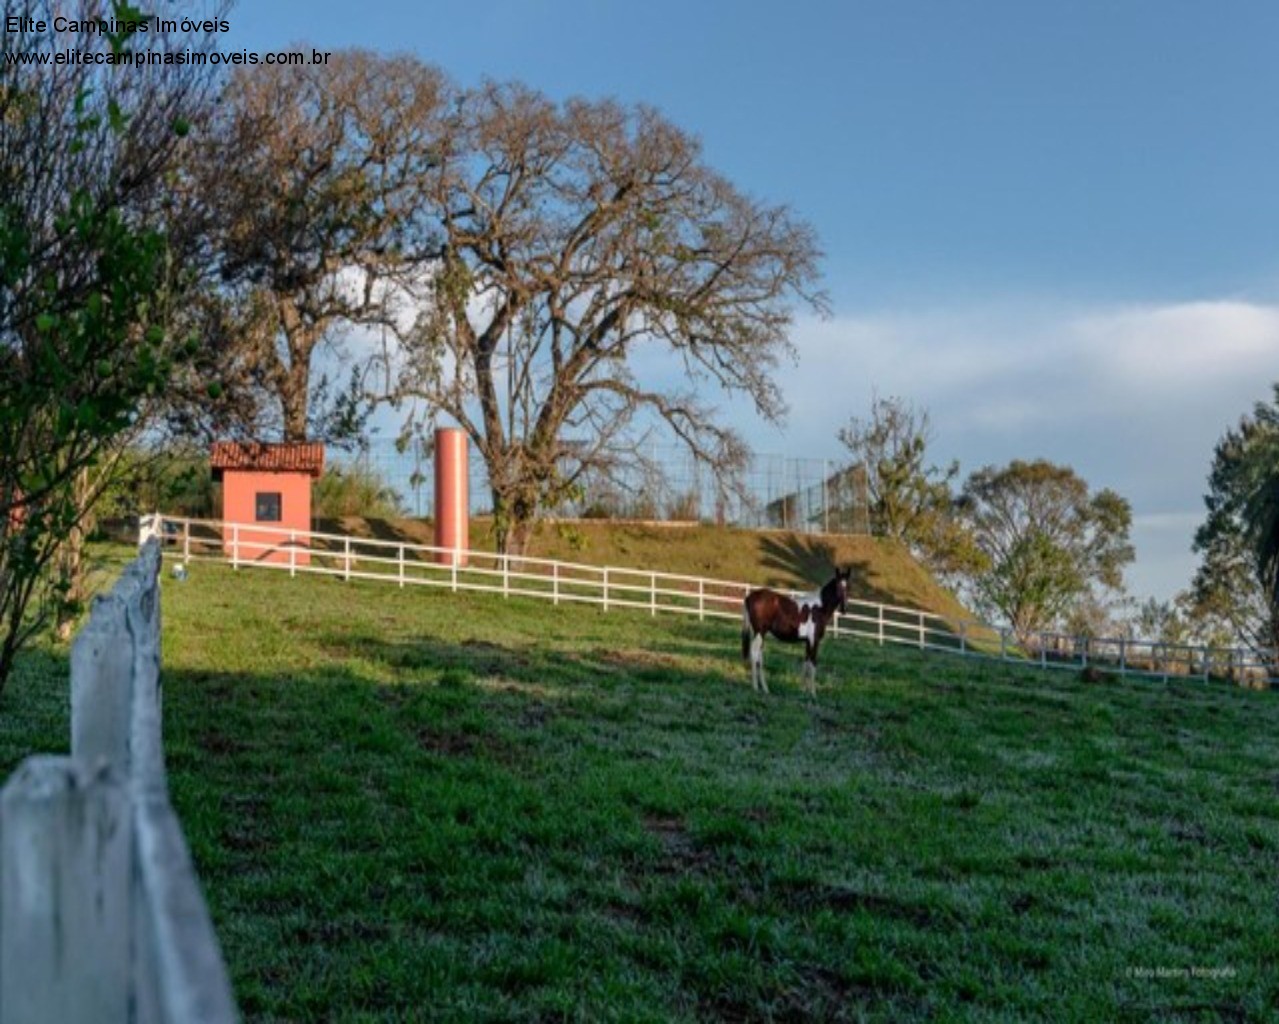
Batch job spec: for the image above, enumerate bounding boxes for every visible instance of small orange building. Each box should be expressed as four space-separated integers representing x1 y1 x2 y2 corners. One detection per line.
210 441 325 566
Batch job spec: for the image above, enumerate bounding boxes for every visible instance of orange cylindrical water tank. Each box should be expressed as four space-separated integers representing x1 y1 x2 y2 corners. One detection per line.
434 427 469 566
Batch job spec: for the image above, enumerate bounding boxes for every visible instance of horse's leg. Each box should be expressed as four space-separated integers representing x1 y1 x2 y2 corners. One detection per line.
751 634 768 693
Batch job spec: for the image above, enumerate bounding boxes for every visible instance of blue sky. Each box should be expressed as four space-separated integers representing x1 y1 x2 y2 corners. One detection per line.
224 1 1279 602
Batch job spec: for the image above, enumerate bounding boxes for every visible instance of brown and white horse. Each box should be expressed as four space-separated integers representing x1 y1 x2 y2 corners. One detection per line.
742 568 850 694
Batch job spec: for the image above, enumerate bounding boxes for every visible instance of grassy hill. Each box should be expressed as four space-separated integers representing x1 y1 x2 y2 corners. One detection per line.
134 562 1277 1021
320 516 973 623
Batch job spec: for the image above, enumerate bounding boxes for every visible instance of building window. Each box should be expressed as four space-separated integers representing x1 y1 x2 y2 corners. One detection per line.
255 492 282 522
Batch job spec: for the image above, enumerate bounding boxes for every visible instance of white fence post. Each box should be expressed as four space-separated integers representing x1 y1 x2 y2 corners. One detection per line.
1 758 132 1024
603 568 610 612
651 572 657 617
917 611 924 650
553 563 560 605
231 523 240 570
343 537 352 582
503 554 510 599
138 512 160 549
2 539 238 1023
399 546 406 588
878 605 885 646
70 601 133 770
698 580 705 622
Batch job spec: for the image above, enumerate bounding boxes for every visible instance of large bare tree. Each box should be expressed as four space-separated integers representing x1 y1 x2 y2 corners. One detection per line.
188 51 447 442
395 83 826 552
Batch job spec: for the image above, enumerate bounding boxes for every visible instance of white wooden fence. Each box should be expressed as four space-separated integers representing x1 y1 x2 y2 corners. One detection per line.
158 515 1277 688
0 532 238 1023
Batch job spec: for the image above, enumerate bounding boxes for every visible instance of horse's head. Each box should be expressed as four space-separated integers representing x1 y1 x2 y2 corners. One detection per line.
828 567 851 614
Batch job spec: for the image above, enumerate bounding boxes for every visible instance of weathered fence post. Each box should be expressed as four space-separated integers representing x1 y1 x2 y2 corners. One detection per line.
603 567 610 612
698 580 705 622
70 599 133 771
1 539 238 1023
1 758 132 1024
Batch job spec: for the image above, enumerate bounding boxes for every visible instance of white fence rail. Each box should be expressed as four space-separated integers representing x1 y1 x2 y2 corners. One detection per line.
159 515 1277 689
0 532 238 1023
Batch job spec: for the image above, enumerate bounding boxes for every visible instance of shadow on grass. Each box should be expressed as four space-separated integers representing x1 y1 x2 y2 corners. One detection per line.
157 642 926 1022
0 646 72 776
320 628 750 697
758 533 843 588
155 612 1279 1023
758 534 914 615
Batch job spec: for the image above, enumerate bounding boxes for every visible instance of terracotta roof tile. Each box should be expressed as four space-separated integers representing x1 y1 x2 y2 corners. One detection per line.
210 442 325 478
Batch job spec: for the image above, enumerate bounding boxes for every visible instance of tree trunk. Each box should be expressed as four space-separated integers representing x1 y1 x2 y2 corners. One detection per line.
281 365 311 443
276 299 316 443
490 484 536 557
54 469 91 643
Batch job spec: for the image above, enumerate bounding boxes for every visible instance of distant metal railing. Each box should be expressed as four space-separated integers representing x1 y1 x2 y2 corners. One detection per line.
332 440 872 535
156 515 1277 690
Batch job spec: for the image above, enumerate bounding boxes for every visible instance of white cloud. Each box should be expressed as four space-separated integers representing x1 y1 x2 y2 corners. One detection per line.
723 297 1279 600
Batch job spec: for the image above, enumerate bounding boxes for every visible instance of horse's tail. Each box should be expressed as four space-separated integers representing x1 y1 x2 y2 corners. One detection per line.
741 599 752 661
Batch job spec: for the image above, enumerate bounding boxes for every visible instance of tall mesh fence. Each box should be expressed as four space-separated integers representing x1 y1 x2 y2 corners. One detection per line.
332 439 871 535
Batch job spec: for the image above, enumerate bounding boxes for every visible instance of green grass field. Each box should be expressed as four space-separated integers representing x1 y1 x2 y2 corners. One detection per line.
163 562 1278 1022
6 557 1279 1021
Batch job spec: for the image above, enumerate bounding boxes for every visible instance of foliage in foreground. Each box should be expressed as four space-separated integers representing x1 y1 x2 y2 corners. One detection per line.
0 3 220 688
142 564 1278 1022
1191 383 1279 658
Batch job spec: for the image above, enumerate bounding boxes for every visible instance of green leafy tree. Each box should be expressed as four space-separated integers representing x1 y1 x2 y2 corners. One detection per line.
1189 385 1279 658
837 395 982 580
958 460 1134 643
0 2 220 686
